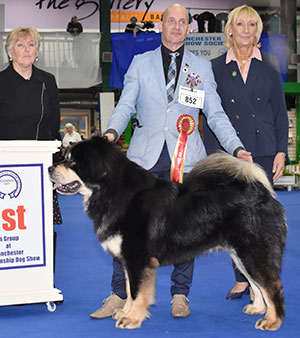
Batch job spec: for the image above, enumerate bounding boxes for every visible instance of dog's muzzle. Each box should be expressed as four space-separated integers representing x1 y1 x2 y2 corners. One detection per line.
48 165 81 195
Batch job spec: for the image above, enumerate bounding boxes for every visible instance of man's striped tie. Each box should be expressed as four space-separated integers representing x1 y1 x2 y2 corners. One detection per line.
166 52 179 103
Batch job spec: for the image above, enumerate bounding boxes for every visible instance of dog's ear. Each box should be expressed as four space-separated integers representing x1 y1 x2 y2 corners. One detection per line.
70 136 123 185
91 163 108 180
72 138 111 183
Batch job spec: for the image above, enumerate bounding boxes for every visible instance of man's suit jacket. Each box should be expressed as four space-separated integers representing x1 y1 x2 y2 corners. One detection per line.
107 46 243 172
202 51 288 158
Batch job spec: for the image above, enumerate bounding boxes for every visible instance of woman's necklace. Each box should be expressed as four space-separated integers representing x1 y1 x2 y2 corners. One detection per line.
234 46 253 66
240 53 251 64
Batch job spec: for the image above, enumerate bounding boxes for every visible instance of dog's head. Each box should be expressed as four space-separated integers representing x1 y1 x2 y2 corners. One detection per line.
48 136 119 196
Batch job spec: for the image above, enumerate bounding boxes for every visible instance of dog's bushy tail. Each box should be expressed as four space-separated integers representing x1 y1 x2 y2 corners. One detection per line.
193 151 275 197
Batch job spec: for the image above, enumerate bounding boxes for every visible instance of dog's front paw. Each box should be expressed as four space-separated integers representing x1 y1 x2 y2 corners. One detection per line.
116 316 142 329
112 309 126 320
255 318 282 331
243 303 266 315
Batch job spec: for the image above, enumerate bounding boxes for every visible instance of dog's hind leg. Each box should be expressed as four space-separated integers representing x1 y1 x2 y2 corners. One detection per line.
254 280 285 331
243 281 266 315
230 253 267 314
231 253 285 331
115 258 157 329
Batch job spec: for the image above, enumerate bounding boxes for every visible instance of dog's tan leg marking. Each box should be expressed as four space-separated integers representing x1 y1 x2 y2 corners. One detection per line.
116 266 156 329
149 257 160 269
231 254 284 331
254 281 284 331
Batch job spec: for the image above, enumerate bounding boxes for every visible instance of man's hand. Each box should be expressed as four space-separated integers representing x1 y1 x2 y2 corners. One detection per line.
104 132 116 142
272 152 286 182
236 149 253 163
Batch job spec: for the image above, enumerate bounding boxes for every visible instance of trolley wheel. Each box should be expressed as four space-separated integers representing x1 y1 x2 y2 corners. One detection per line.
46 301 56 312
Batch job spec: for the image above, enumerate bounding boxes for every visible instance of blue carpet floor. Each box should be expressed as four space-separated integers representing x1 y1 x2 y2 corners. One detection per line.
0 190 299 338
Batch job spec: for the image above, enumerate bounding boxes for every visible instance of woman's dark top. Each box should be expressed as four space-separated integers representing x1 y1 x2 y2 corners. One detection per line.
0 64 60 140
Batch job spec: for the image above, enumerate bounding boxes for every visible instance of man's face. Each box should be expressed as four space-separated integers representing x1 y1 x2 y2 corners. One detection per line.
159 5 190 50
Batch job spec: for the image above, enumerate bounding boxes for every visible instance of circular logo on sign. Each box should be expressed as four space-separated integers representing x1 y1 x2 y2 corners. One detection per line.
0 170 22 199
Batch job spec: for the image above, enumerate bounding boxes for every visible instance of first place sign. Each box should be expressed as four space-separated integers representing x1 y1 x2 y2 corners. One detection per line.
0 164 46 270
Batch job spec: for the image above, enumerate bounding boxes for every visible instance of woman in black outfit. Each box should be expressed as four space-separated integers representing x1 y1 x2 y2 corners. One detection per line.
0 27 60 141
0 27 62 271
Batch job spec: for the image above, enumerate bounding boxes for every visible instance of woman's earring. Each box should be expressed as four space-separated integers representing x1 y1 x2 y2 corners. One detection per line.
35 57 38 63
9 57 12 61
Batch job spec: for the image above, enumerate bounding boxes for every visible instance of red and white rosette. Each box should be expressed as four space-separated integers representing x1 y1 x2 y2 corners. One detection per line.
170 114 195 183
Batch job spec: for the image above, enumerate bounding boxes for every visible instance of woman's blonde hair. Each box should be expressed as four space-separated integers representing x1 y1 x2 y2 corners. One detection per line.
5 27 40 56
224 5 263 48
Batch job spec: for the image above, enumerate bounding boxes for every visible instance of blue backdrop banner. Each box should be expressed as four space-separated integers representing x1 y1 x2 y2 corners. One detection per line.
260 33 287 82
109 32 162 89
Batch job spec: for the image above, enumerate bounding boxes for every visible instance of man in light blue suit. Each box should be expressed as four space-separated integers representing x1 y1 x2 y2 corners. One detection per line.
90 3 252 320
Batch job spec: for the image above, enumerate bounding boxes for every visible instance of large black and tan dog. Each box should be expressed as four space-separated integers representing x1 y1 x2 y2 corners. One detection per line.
48 136 287 331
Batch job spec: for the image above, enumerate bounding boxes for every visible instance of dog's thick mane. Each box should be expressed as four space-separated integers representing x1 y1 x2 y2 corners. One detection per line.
191 151 275 197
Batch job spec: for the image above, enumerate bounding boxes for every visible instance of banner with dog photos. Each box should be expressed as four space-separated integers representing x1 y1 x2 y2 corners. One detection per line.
0 164 46 270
